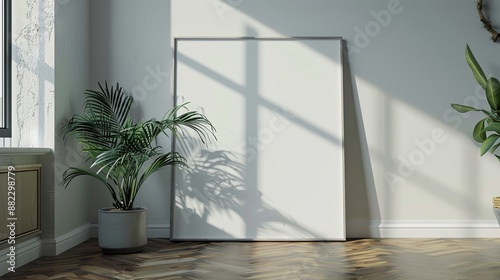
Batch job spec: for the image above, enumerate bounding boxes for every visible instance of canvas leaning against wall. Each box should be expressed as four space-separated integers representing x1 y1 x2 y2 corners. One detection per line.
171 37 345 241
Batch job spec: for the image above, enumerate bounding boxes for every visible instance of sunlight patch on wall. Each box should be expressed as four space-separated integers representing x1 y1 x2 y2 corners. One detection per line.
357 84 498 220
12 0 55 148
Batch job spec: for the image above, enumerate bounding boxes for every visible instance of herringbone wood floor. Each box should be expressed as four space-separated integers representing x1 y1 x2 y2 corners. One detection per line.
3 238 500 279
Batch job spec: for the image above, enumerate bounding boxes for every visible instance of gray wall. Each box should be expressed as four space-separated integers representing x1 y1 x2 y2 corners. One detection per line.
89 0 172 230
54 0 91 239
170 0 500 237
85 0 500 237
172 0 499 237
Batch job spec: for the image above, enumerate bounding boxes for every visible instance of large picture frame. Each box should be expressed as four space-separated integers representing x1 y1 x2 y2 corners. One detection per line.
171 37 345 241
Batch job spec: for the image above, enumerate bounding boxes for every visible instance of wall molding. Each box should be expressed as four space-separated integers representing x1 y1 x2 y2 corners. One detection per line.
3 219 499 276
42 223 90 256
1 223 91 276
0 237 42 276
347 220 500 238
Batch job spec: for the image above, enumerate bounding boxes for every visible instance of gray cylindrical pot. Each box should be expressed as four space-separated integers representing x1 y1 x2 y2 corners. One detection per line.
494 207 500 225
494 197 500 225
98 207 147 254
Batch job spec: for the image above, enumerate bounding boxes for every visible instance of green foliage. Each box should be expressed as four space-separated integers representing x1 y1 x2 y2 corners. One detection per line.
452 45 500 161
60 82 216 210
465 45 487 90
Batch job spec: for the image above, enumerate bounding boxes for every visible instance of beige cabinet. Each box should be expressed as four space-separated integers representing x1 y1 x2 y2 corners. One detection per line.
0 165 41 244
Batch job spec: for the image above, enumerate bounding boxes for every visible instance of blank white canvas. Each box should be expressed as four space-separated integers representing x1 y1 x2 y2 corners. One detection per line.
171 38 345 240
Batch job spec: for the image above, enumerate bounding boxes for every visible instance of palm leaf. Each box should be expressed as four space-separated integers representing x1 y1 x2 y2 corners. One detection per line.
138 152 188 189
61 82 216 210
166 104 216 143
60 167 120 206
86 82 132 127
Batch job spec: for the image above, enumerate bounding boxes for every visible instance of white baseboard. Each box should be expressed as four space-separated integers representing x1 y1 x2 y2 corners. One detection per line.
42 223 91 256
0 223 91 276
88 220 500 239
0 237 43 277
347 220 500 238
89 222 170 239
147 223 170 238
0 221 168 276
3 219 497 276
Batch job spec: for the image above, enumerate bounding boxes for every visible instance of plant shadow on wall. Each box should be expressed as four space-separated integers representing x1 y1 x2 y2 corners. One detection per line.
173 135 317 238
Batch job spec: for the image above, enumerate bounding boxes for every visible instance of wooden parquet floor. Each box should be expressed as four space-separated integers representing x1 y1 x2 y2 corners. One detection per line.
3 238 500 279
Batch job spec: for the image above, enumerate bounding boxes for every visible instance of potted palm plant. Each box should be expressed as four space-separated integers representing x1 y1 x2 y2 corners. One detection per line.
61 82 215 253
451 45 500 222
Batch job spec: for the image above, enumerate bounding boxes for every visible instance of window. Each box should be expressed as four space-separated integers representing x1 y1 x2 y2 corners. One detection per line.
0 0 11 137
